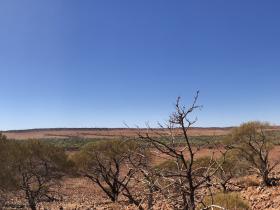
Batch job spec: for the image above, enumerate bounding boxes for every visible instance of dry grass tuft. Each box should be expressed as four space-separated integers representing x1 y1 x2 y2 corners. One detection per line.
199 192 249 210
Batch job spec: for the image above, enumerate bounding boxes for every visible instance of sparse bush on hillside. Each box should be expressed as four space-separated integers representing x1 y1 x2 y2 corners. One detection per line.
0 139 71 210
73 139 149 209
215 151 250 192
230 121 278 187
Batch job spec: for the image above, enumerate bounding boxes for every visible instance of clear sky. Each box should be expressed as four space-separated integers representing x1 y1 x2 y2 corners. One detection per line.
0 0 280 130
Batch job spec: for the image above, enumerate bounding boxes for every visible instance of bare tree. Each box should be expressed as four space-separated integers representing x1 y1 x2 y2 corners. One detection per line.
74 139 148 209
230 121 279 186
138 92 221 210
121 144 161 210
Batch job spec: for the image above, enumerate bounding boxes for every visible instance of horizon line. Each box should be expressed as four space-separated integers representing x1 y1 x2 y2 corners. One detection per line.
4 125 280 133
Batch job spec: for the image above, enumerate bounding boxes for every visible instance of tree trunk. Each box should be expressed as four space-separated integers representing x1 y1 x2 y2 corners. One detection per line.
25 189 36 210
122 186 144 210
262 171 272 187
183 193 196 210
28 199 36 210
188 191 196 210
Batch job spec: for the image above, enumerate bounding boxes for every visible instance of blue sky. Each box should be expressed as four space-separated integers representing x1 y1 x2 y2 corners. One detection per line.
0 0 280 130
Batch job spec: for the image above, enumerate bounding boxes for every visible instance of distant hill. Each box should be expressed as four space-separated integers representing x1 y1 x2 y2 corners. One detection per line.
1 127 233 140
3 126 280 140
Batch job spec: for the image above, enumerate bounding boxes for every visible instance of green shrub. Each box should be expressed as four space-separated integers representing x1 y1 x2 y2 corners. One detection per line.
73 140 149 203
0 138 72 210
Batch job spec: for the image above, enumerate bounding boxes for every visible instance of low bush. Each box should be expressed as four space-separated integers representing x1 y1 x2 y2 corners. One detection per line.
200 192 249 210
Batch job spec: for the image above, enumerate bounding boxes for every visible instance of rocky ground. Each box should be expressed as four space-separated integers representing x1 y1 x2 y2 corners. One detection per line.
4 178 173 210
4 177 280 210
241 186 280 210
